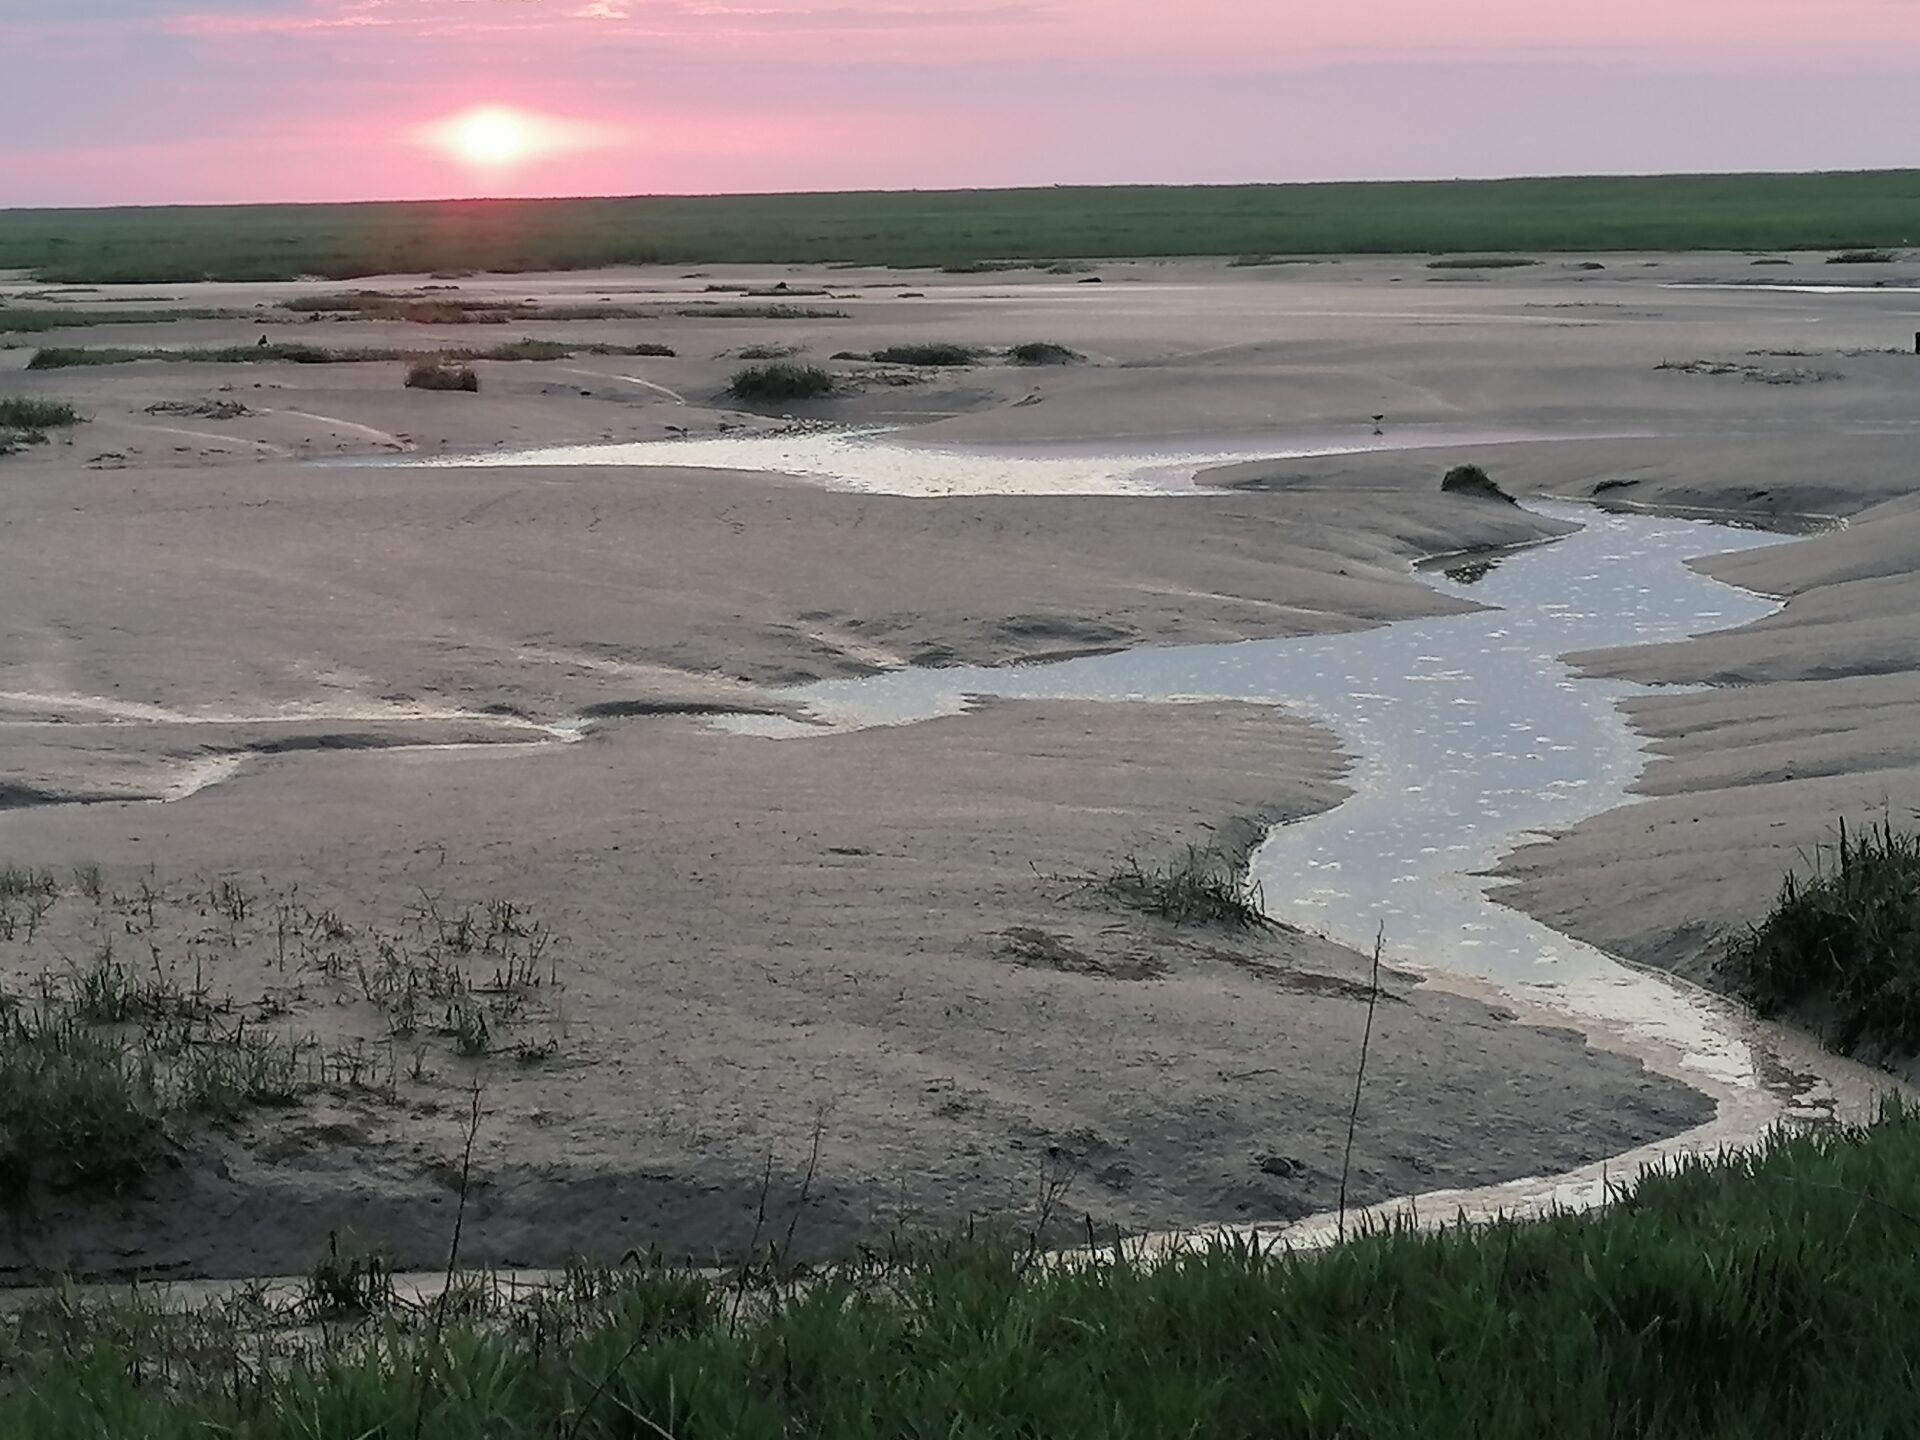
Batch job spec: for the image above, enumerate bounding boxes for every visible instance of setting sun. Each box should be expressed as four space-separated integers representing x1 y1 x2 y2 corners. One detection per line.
411 106 619 180
451 108 529 166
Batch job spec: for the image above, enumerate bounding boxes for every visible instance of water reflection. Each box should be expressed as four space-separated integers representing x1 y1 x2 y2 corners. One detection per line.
393 424 1632 497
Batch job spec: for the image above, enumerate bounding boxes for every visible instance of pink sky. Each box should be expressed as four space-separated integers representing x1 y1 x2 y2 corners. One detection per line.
5 1 1920 206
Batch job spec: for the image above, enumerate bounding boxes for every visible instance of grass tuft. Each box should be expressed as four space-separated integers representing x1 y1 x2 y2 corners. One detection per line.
0 396 83 429
679 304 849 320
1426 256 1541 269
1008 341 1082 366
27 339 672 370
0 306 242 333
870 343 978 367
0 1014 164 1201
1100 845 1271 929
405 359 479 392
1828 249 1898 263
1440 463 1517 504
727 361 836 402
1724 815 1920 1056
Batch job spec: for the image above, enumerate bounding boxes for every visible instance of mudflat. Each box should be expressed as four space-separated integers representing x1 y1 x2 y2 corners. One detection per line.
2 251 1915 1278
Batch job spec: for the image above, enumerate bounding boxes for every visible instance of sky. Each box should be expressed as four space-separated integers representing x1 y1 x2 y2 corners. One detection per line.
3 0 1919 207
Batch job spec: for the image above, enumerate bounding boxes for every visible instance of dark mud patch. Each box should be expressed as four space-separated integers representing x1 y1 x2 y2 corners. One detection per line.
0 782 123 811
579 699 782 720
1000 926 1167 981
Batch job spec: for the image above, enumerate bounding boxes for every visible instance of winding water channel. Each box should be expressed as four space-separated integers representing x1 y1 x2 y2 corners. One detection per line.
400 426 1896 1239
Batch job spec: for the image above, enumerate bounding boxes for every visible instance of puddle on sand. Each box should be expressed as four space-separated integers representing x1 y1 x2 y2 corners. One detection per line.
391 424 1626 497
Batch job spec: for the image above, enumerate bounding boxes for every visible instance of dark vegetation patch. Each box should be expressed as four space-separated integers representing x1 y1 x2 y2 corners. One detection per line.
1724 816 1920 1060
1655 359 1841 384
940 259 1044 274
28 343 401 369
404 359 479 392
1439 463 1517 504
1098 845 1272 930
283 291 651 323
1425 256 1540 270
5 172 1920 282
144 398 251 419
27 338 673 370
1828 249 1898 263
1008 341 1082 366
0 397 82 429
999 926 1167 981
870 343 978 367
0 868 567 1211
577 700 769 719
727 361 836 402
679 305 849 320
0 306 243 333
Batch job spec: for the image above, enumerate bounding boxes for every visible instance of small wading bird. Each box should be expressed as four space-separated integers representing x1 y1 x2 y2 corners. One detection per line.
1371 413 1386 435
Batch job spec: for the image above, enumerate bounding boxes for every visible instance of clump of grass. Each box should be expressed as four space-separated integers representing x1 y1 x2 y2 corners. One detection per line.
284 290 521 323
1426 256 1540 269
0 306 241 334
0 396 82 428
144 398 250 420
27 342 403 369
589 340 676 357
1829 249 1897 264
1008 341 1081 366
727 361 836 402
737 344 801 361
1724 815 1920 1056
404 359 479 392
304 1233 395 1316
1439 463 1517 504
1101 845 1270 928
940 259 1042 274
31 339 670 371
471 337 570 362
679 304 849 320
457 338 673 361
870 343 977 367
0 1014 164 1201
0 865 59 900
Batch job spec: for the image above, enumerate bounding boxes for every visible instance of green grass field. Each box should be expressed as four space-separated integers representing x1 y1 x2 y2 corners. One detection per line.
1 170 1916 282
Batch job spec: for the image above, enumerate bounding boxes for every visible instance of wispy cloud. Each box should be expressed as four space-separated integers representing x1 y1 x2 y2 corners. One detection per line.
150 0 1049 40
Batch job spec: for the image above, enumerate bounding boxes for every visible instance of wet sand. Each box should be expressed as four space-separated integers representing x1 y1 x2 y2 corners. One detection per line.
2 252 1917 1277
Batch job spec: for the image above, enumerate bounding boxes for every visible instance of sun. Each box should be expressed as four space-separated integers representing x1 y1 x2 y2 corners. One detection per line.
452 108 530 166
413 106 616 177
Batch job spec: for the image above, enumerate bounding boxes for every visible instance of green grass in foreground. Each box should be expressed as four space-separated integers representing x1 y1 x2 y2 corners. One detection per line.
6 1105 1920 1437
1726 815 1920 1056
2 171 1916 281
